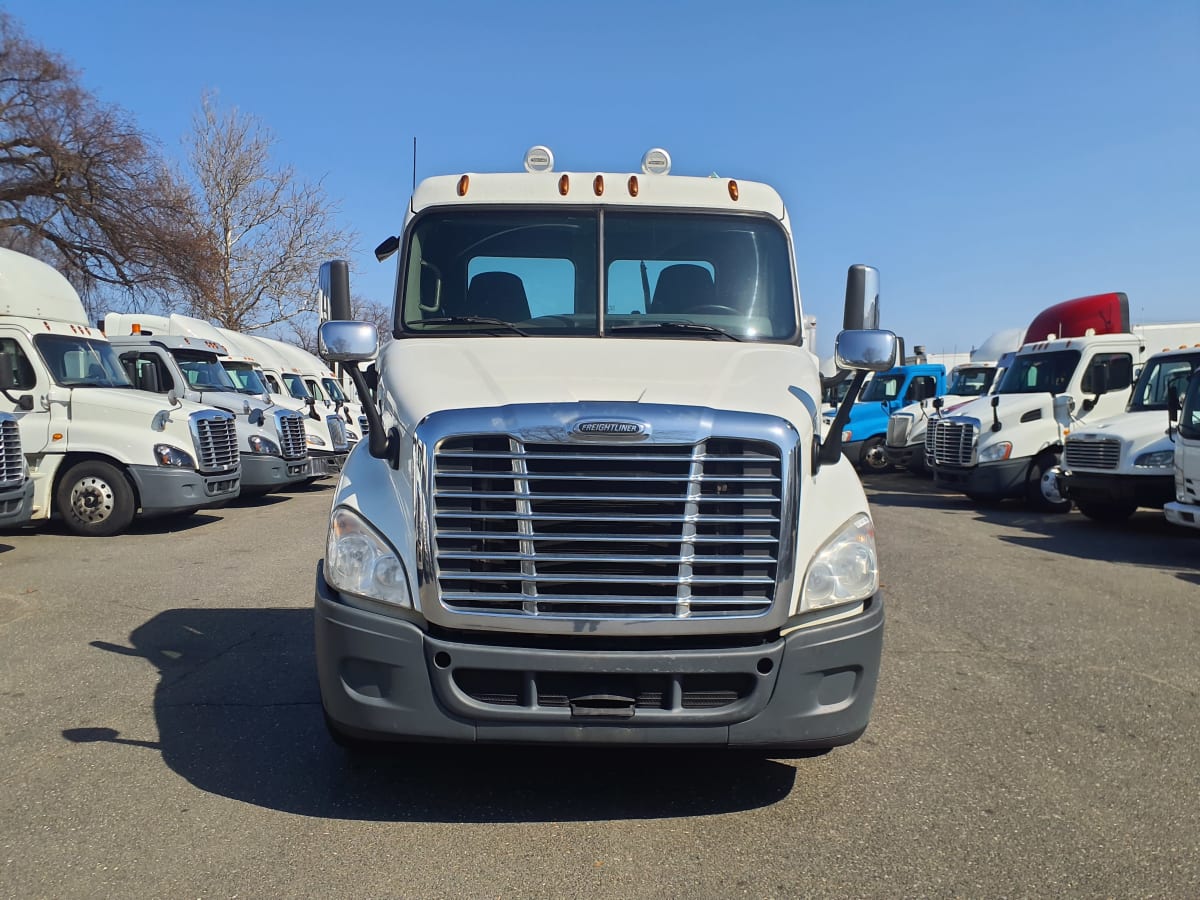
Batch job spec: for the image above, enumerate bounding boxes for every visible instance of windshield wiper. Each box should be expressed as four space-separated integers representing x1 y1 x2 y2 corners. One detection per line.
416 316 529 336
608 321 742 341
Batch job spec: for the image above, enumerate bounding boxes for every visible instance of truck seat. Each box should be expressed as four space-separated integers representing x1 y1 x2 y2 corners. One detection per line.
463 272 530 322
650 264 716 315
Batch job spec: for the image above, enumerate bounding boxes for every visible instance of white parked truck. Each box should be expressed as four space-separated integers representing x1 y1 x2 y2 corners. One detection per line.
312 147 898 753
103 314 311 494
1057 345 1200 521
1165 367 1200 530
928 291 1200 511
213 328 351 477
0 249 240 535
0 410 33 527
248 334 367 444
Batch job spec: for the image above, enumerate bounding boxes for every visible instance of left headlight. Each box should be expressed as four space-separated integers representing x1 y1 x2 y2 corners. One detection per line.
801 513 879 612
247 435 279 455
325 506 411 608
154 444 195 468
1134 450 1174 469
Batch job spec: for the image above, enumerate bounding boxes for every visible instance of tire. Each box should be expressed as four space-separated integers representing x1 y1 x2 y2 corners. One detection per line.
55 460 137 537
1076 499 1137 522
1026 453 1072 513
858 436 894 473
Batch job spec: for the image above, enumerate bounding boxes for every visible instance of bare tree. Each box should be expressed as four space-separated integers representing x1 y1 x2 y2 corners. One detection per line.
0 13 212 315
185 92 356 333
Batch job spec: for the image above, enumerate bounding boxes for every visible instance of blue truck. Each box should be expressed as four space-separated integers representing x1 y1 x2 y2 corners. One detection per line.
823 362 947 471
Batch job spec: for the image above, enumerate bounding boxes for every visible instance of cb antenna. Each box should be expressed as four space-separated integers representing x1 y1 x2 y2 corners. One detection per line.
412 136 417 195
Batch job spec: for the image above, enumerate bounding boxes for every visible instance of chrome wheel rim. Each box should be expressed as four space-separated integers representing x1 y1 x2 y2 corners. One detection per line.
70 476 115 523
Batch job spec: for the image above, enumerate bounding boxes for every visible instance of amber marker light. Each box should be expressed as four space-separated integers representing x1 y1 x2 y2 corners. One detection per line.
558 174 570 195
728 180 739 201
593 175 604 196
457 175 470 196
52 433 63 441
628 176 639 197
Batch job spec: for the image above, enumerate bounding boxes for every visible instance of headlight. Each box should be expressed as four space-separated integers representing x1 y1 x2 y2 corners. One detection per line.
802 514 879 612
979 441 1012 463
247 435 280 455
325 506 411 608
1134 450 1174 469
307 432 327 447
153 444 195 468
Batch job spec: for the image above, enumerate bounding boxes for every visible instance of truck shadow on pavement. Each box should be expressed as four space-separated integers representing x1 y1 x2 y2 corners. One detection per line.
65 608 798 822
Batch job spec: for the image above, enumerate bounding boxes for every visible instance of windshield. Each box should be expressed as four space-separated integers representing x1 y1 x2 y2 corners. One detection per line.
1129 354 1200 412
321 377 347 402
946 366 995 397
283 373 311 400
860 374 904 402
34 335 131 388
305 378 327 401
173 349 237 392
398 208 797 341
221 361 270 395
997 350 1081 395
1181 371 1200 440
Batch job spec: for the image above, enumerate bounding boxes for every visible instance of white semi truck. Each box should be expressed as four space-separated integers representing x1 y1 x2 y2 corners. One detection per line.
103 314 311 494
1057 346 1200 521
0 410 33 527
312 147 897 753
248 334 367 444
1165 366 1200 531
928 292 1200 511
0 249 240 536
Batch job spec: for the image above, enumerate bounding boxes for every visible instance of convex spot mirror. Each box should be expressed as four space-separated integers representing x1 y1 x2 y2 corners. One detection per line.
835 329 898 373
319 321 379 363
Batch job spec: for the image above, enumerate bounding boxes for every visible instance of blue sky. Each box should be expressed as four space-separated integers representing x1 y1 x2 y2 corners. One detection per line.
8 0 1198 358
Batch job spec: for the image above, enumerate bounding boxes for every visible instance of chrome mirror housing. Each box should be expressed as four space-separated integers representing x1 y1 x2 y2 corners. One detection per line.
319 321 378 363
834 329 898 372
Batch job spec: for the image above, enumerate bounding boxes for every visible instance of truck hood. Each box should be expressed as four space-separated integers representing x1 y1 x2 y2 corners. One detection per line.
1069 410 1173 447
948 393 1050 429
894 393 980 420
380 337 822 431
66 386 211 421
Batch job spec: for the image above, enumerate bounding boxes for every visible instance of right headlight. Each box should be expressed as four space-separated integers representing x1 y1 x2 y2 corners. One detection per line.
325 506 411 608
801 513 879 612
979 441 1012 463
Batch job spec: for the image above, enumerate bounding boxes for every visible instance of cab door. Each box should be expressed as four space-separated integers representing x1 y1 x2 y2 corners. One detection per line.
0 332 52 454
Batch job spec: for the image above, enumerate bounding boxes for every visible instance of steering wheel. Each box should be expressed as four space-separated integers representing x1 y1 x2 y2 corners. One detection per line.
687 305 739 315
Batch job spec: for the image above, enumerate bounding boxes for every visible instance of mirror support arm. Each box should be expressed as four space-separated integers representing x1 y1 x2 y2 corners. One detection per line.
345 365 391 460
816 370 868 470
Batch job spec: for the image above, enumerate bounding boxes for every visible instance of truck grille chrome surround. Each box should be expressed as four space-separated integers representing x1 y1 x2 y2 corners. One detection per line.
0 419 22 487
926 417 978 467
1063 437 1120 470
273 410 308 460
887 413 913 447
415 404 800 636
326 415 349 451
358 414 369 435
189 410 239 474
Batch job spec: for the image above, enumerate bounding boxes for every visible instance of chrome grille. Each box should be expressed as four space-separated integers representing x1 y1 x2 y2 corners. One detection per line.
927 418 976 466
358 414 369 435
1064 437 1120 470
190 411 238 473
273 410 308 460
887 414 912 447
0 418 22 487
431 435 784 621
326 415 349 451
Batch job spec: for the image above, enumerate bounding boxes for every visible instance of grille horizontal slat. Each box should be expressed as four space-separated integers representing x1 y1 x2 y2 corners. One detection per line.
191 412 239 474
926 419 976 467
1064 439 1120 470
273 411 308 460
0 420 23 487
431 434 783 620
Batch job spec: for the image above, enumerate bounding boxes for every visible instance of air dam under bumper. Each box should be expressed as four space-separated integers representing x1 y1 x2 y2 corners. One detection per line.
307 450 348 478
1164 501 1200 530
933 456 1028 499
315 566 884 750
1059 471 1175 510
239 452 309 491
127 464 240 515
0 478 34 526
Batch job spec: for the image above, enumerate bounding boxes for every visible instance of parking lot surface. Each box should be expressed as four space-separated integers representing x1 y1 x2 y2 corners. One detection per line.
0 476 1197 898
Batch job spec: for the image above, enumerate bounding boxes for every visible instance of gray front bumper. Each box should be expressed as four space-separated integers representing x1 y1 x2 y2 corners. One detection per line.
127 464 241 515
239 452 309 491
315 564 884 750
308 450 349 478
0 478 34 527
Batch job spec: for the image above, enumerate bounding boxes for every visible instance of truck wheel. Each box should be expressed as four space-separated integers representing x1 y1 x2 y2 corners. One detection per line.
859 436 893 473
55 460 137 537
1076 499 1137 522
1026 454 1071 513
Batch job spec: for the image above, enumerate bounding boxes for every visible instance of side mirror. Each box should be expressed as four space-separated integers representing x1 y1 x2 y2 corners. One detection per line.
1088 361 1110 396
1053 394 1074 428
908 380 937 403
318 260 353 321
319 321 379 363
136 364 161 394
842 265 880 331
0 352 14 392
1168 384 1179 426
834 329 898 372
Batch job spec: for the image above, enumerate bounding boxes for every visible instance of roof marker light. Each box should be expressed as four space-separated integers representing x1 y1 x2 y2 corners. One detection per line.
457 175 470 196
132 323 141 334
641 148 672 175
628 175 639 197
558 174 570 196
524 145 555 173
593 175 604 196
728 179 739 201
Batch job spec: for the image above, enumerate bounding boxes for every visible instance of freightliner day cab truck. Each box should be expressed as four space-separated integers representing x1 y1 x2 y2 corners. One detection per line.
250 334 367 444
213 327 352 477
0 411 33 527
103 314 311 494
0 249 240 536
1165 368 1200 530
313 147 898 753
1057 345 1200 521
928 292 1200 511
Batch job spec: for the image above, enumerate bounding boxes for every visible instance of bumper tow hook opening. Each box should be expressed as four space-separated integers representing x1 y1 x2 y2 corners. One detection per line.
569 694 637 719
